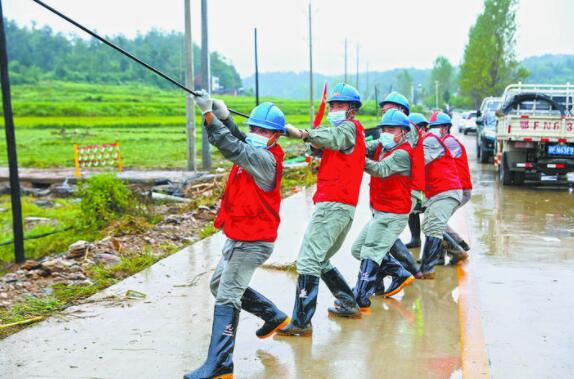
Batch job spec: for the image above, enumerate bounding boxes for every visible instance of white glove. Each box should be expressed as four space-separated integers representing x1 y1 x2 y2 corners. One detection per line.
193 90 213 114
285 124 303 139
212 99 230 120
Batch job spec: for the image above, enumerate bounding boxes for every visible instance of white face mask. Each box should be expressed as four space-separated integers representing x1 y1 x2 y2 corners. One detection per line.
326 110 347 127
245 133 270 149
379 132 398 150
429 128 443 138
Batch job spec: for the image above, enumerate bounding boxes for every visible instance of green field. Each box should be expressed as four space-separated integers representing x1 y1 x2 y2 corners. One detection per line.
0 81 380 169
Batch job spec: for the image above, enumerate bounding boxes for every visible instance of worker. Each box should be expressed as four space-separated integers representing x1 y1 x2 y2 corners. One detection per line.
350 109 416 309
184 92 289 379
277 83 366 336
419 112 463 279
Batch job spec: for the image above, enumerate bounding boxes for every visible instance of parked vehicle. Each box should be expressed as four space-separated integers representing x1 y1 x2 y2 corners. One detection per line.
476 97 502 163
495 83 574 185
458 111 478 134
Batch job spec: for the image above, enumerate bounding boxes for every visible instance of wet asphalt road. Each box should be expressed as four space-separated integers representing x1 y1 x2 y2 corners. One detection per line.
0 132 573 379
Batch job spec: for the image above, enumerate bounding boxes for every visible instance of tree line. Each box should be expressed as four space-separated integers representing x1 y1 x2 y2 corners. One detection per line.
4 19 242 91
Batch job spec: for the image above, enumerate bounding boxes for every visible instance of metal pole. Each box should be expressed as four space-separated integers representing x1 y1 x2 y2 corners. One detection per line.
254 27 259 106
435 80 439 109
374 85 379 115
184 0 196 171
355 43 359 90
201 0 211 169
308 1 314 128
0 0 25 263
344 38 347 83
365 61 369 100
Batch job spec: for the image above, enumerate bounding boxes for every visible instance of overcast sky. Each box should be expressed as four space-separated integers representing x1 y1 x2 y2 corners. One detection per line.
4 0 574 77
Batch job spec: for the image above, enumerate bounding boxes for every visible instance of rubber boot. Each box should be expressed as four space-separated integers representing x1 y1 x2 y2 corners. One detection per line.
405 213 421 248
377 254 415 297
390 239 422 278
276 275 319 336
184 304 238 379
354 259 380 312
443 232 469 265
459 240 471 251
321 268 361 319
419 236 443 279
241 288 290 339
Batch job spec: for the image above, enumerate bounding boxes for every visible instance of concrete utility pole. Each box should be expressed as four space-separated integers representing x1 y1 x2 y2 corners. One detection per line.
254 27 260 106
0 0 25 263
435 80 439 110
200 0 211 169
344 38 347 83
308 1 314 128
355 43 359 90
184 0 196 171
365 61 369 100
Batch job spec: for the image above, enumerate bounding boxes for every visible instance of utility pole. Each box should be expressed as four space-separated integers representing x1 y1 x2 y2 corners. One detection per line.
308 1 314 128
355 43 359 90
184 0 196 171
254 27 259 106
344 38 347 83
0 0 25 263
200 0 211 169
435 80 439 110
374 85 379 115
365 61 369 100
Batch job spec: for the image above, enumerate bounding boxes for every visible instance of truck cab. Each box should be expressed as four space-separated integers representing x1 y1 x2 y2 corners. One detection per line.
495 83 574 185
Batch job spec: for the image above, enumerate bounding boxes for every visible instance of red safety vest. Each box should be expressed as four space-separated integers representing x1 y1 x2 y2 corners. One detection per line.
214 144 284 242
410 125 426 192
444 134 473 190
370 142 413 214
313 120 366 206
424 134 462 198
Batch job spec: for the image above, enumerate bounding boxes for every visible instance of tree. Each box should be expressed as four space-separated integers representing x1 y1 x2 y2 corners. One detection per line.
395 69 413 100
459 0 528 107
428 56 455 107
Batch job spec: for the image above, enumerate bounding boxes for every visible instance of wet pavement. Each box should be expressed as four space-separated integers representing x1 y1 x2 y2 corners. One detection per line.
1 132 573 378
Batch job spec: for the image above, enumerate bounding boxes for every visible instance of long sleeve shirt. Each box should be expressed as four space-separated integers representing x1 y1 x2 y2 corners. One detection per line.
423 135 446 164
204 116 276 192
364 143 411 178
304 120 357 154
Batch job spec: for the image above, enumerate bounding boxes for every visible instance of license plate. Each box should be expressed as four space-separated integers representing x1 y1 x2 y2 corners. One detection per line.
548 145 574 156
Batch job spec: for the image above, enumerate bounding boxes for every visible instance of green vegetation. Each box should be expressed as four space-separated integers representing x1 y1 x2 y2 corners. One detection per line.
0 81 379 168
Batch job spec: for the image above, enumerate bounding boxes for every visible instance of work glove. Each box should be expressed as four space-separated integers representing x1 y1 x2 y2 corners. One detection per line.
212 99 230 120
285 124 303 139
193 89 213 114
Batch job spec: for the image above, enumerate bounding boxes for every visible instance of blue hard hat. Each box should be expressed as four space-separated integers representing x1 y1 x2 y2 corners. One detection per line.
428 111 452 128
409 113 429 126
327 83 362 108
377 109 410 130
244 102 286 133
379 91 410 115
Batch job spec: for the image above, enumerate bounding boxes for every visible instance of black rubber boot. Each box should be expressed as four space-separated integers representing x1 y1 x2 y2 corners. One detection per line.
419 236 443 279
390 239 422 278
277 275 319 336
443 232 469 265
459 240 471 251
241 287 290 339
405 213 421 248
354 259 380 311
321 268 361 319
378 253 415 297
184 304 238 379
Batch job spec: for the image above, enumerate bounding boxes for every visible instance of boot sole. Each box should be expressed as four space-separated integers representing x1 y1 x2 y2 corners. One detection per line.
359 307 372 314
383 275 415 298
213 374 233 379
327 309 362 319
258 317 291 339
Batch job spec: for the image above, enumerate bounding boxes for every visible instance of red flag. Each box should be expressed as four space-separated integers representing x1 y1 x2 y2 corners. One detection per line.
313 82 328 128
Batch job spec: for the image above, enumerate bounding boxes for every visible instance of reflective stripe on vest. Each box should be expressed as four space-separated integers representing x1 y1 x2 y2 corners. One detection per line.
312 119 366 206
214 144 284 242
424 134 462 198
369 142 413 214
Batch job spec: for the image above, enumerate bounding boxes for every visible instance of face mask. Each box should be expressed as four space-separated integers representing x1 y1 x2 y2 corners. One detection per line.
245 133 269 149
326 110 347 127
429 128 443 138
379 132 398 150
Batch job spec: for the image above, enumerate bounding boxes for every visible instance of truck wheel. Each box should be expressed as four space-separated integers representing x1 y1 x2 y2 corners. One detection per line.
480 143 490 164
499 152 513 186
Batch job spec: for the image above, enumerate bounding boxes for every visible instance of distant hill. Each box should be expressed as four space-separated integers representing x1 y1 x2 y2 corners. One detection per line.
244 54 574 99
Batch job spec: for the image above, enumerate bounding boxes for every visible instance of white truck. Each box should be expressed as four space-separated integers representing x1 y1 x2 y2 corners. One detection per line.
495 83 574 185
